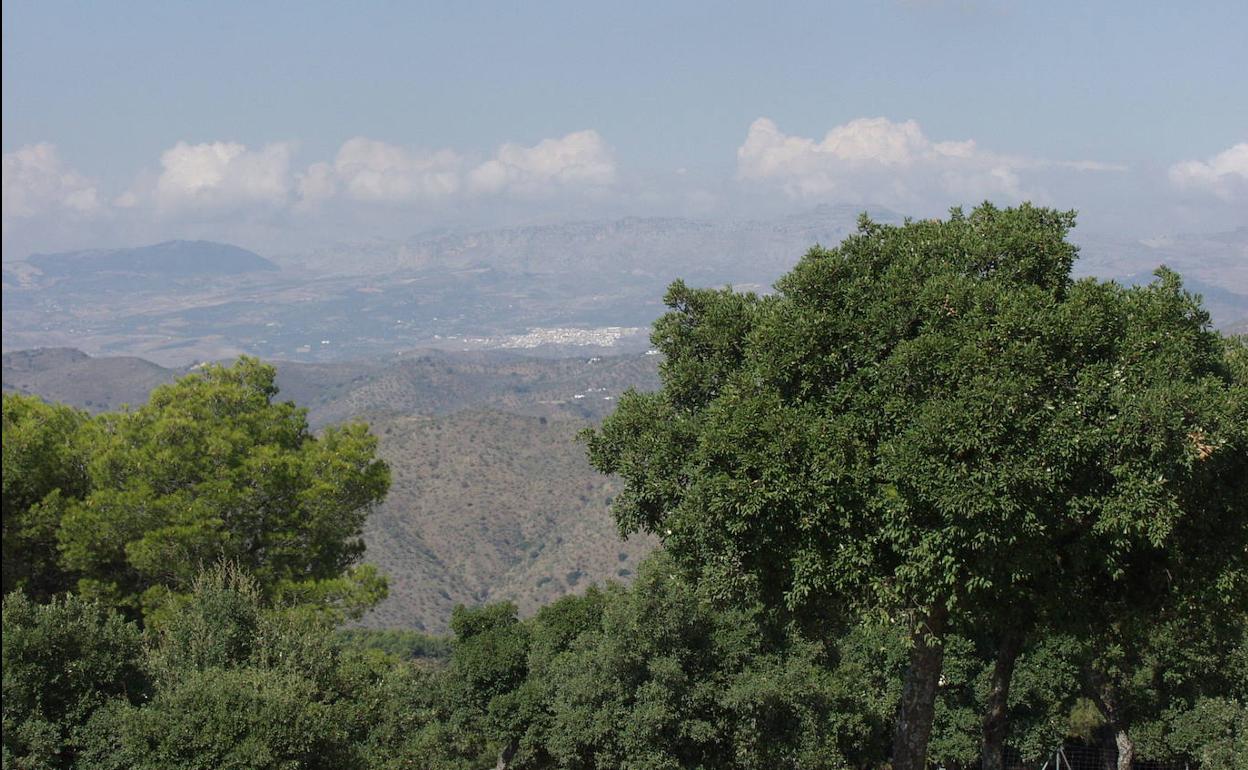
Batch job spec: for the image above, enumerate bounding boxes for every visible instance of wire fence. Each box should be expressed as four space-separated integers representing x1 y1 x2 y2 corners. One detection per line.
1029 743 1193 770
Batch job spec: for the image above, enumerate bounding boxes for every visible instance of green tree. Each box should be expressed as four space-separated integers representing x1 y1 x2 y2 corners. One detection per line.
444 601 533 766
75 564 469 770
1164 696 1248 770
2 591 147 769
460 554 896 770
990 326 1248 770
990 632 1084 764
76 566 338 770
586 204 1248 770
1071 605 1248 770
51 357 390 621
335 627 453 662
2 394 90 599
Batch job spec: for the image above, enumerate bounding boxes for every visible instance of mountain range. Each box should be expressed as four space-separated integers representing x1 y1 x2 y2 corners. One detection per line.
4 210 1245 367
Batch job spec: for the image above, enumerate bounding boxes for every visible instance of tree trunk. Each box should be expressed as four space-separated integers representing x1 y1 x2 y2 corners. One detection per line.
981 628 1025 770
1087 671 1134 770
1096 725 1133 770
1113 728 1135 770
892 603 949 770
1099 725 1118 770
494 737 518 770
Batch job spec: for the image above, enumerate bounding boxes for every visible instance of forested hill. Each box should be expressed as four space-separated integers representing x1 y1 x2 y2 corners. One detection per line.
2 347 660 632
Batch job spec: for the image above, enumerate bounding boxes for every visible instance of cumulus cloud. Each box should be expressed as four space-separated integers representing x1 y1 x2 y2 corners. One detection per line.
149 140 295 211
736 117 1120 208
1169 142 1248 200
2 143 101 226
295 130 616 207
3 129 618 240
294 161 338 205
326 138 463 203
467 130 616 196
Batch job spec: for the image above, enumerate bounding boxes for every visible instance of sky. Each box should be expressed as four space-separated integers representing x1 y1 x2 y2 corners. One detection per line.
3 0 1246 259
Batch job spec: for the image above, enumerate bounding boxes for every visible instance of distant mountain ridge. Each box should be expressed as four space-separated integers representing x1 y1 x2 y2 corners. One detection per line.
2 346 660 425
28 240 277 276
4 212 1244 366
291 204 904 278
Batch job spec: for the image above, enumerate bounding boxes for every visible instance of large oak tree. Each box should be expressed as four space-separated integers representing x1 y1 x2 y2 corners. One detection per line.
587 203 1247 769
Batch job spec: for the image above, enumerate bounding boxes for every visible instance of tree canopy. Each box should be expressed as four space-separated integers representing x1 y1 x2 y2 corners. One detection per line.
5 554 1244 769
2 395 90 600
586 203 1248 769
2 357 391 622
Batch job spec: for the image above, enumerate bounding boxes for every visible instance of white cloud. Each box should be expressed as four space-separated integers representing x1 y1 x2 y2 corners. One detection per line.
151 140 295 211
467 130 616 196
294 161 337 205
296 130 616 207
736 117 1120 207
3 130 617 236
328 138 462 203
1169 143 1248 200
2 143 101 226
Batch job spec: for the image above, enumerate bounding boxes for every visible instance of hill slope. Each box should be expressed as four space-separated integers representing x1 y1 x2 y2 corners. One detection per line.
1 347 184 411
2 348 659 632
363 409 654 630
28 240 278 277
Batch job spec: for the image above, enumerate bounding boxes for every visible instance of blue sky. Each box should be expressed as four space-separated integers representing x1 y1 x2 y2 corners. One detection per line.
3 0 1246 257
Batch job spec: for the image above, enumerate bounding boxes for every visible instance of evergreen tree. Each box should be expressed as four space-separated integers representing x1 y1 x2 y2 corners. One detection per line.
586 204 1248 769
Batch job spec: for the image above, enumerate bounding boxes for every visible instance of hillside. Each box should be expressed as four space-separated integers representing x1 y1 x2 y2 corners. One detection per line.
2 347 660 632
1 347 184 412
3 347 660 425
27 240 278 277
297 349 660 427
363 409 655 630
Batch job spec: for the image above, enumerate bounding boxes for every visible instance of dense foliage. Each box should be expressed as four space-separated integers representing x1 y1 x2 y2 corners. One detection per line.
586 204 1248 769
2 357 390 622
3 566 476 770
2 396 90 600
336 628 455 661
1 592 146 769
6 555 1243 769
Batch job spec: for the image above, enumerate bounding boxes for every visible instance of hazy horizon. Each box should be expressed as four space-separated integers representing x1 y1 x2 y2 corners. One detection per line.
4 1 1246 262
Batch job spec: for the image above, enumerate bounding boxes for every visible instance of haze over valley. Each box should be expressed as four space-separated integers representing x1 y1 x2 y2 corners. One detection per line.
5 207 1246 366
